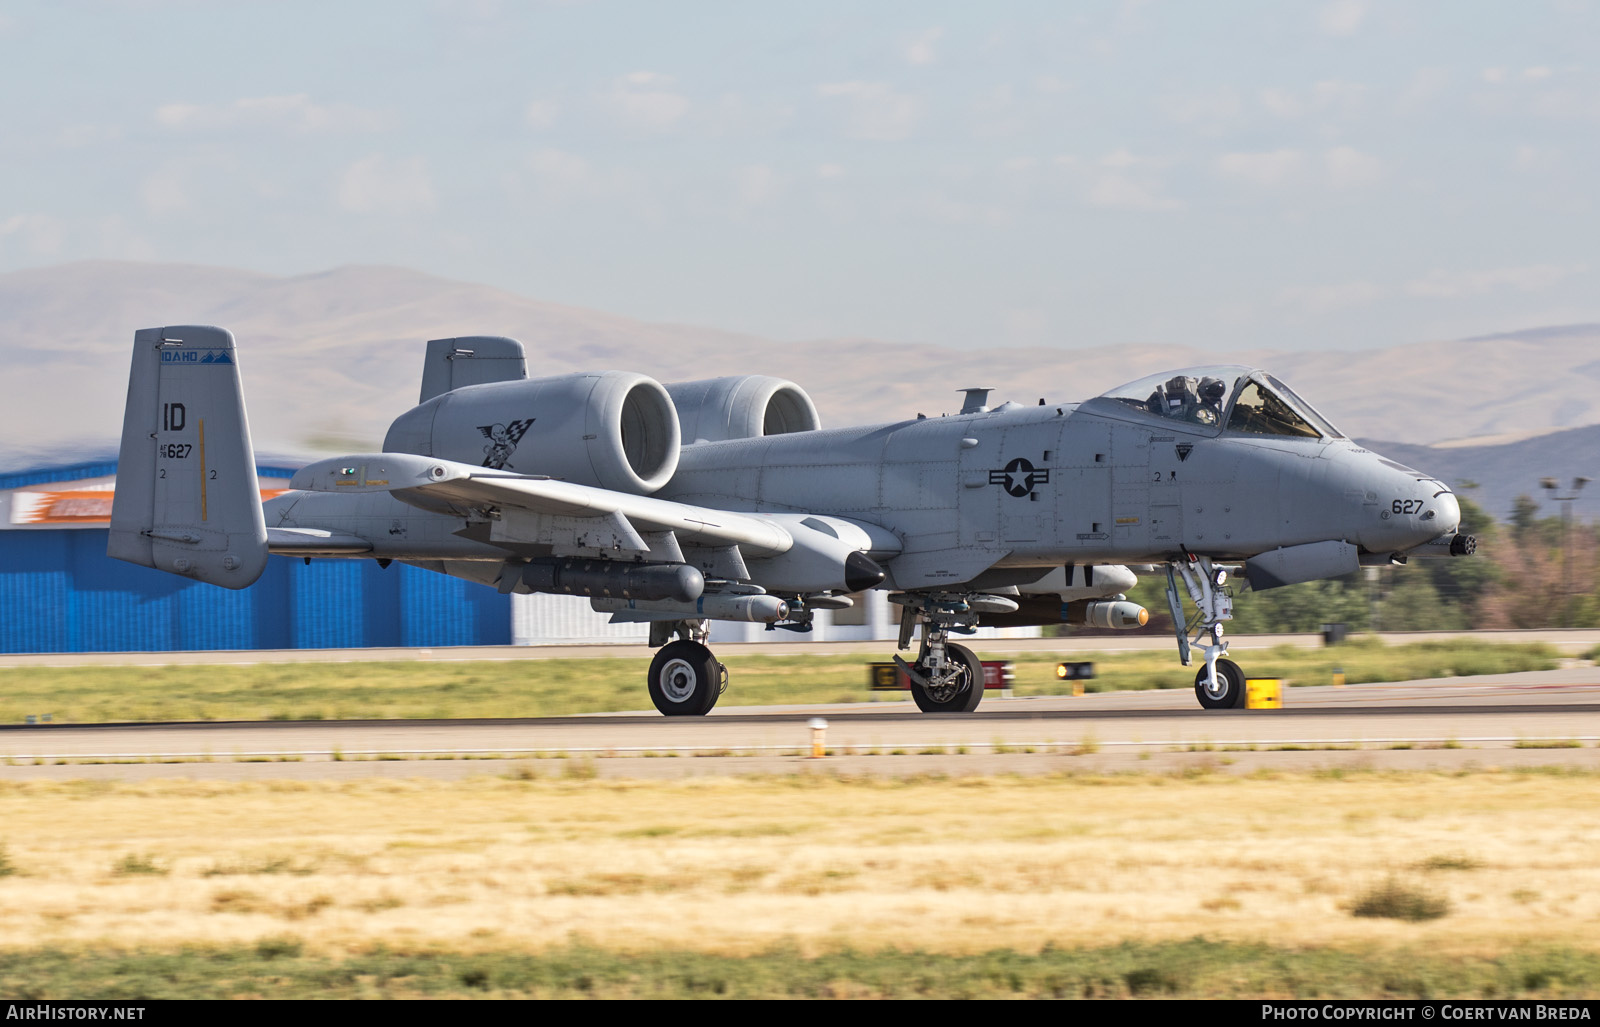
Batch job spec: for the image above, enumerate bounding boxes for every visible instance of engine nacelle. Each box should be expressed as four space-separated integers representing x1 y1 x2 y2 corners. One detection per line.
383 371 680 494
666 375 821 444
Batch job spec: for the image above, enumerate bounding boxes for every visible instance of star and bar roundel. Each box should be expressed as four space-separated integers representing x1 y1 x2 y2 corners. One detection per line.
988 457 1050 498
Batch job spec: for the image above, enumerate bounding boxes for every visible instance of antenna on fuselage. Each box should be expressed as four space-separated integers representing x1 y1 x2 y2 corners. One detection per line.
958 387 994 414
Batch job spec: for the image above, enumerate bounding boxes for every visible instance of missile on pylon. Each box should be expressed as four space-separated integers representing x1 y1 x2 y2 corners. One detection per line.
592 593 790 623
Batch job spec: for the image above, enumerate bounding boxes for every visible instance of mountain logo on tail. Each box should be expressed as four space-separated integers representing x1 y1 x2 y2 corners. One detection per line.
160 349 233 364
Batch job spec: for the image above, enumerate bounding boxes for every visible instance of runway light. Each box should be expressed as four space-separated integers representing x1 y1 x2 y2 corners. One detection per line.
808 717 828 758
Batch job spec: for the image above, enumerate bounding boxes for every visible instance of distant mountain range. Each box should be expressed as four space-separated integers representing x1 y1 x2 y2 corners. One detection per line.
3 261 1595 522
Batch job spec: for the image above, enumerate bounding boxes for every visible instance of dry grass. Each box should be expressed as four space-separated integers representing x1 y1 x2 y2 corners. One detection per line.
0 771 1596 957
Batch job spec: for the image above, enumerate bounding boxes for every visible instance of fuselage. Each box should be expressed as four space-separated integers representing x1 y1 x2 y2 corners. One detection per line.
263 377 1459 593
660 398 1457 590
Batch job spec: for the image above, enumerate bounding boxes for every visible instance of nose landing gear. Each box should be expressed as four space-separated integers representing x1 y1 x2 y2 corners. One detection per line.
1194 657 1246 709
1164 556 1244 710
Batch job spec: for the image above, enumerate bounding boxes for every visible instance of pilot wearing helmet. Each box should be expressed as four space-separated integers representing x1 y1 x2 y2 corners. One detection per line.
1147 374 1227 425
1146 375 1198 420
1194 376 1226 425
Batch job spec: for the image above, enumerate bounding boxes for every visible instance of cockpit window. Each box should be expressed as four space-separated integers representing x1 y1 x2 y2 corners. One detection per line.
1096 366 1249 429
1144 374 1231 426
1093 365 1343 440
1264 375 1342 438
1226 381 1321 438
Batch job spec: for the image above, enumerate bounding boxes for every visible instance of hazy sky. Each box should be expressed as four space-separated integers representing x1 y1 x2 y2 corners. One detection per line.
2 0 1597 353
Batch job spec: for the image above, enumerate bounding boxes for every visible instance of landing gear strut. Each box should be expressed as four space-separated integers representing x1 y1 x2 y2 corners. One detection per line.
909 641 984 713
646 621 726 717
891 593 993 714
1164 556 1244 710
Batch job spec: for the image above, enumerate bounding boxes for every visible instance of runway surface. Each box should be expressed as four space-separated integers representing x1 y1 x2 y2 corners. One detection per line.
2 666 1597 781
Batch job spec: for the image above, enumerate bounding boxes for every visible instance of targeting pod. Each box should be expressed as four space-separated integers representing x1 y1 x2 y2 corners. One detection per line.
1079 600 1150 630
516 559 705 602
972 597 1150 629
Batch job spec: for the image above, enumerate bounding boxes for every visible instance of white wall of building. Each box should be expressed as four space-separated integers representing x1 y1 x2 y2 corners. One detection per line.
510 593 651 645
510 589 1041 646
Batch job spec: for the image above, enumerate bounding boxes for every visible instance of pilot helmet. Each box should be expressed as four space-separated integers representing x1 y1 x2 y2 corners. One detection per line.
1198 377 1226 404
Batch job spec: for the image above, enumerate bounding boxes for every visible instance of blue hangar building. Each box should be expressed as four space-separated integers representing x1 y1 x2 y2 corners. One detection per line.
0 459 511 654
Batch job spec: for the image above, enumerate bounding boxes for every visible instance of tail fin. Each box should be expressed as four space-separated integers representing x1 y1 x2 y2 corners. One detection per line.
108 326 268 589
418 335 526 404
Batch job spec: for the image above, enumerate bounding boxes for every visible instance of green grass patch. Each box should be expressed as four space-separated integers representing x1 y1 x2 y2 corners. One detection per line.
1 939 1599 998
1348 877 1452 921
110 853 168 877
0 638 1561 723
201 856 316 878
1416 854 1485 872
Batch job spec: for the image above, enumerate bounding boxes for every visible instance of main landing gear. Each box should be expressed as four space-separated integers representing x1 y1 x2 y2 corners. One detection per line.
1163 555 1246 710
645 621 727 716
889 592 1010 714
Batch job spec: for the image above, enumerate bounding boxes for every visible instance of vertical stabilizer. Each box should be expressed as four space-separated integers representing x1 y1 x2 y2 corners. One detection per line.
418 336 527 404
108 326 269 589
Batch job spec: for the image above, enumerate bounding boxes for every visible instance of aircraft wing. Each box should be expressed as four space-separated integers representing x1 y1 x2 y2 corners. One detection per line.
289 454 900 582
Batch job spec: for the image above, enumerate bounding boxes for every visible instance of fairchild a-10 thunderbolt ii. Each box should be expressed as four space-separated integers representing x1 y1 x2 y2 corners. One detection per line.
110 327 1474 715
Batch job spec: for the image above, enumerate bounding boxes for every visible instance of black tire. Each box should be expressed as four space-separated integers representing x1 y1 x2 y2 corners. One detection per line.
648 640 721 716
910 642 985 714
1194 658 1246 710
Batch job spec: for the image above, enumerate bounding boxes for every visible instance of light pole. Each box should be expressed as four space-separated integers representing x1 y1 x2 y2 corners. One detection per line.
1540 475 1591 625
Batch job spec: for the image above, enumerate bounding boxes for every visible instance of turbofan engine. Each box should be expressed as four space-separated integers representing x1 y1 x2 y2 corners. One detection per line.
666 375 821 443
383 371 680 494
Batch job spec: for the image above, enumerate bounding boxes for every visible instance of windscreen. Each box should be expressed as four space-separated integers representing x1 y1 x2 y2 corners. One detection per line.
1265 375 1342 438
1226 380 1322 438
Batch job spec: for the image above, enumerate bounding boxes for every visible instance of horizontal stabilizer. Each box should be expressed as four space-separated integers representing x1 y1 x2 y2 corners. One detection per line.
265 527 374 555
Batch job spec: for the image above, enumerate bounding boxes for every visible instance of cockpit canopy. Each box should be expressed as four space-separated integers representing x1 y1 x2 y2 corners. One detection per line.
1091 365 1343 439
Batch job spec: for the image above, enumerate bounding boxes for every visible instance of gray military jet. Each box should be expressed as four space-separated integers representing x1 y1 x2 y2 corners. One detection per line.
109 329 1472 715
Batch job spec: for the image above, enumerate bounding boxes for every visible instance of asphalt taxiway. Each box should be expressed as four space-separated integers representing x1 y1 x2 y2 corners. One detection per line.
2 666 1596 781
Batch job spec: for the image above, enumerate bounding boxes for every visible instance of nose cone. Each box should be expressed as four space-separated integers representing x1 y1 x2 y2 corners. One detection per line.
1433 490 1461 536
1354 456 1460 554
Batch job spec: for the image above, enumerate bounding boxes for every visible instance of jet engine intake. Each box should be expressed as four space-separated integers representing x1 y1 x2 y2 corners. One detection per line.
666 375 821 443
384 371 680 494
